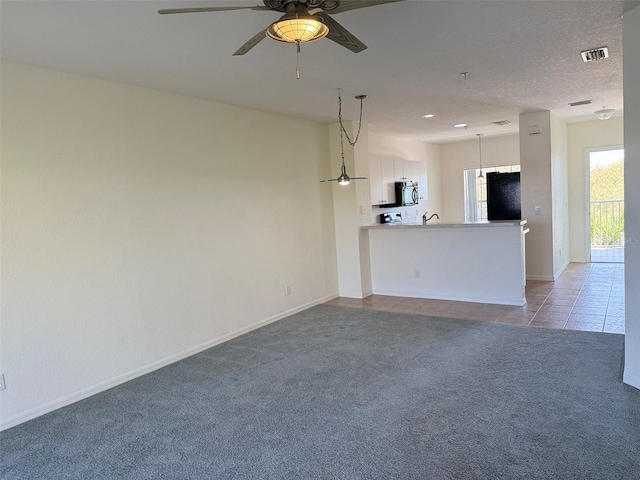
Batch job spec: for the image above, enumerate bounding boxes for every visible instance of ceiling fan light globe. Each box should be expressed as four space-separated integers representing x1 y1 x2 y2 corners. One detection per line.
266 17 329 43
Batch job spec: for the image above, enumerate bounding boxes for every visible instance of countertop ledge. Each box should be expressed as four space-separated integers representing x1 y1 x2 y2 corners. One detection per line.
361 220 527 230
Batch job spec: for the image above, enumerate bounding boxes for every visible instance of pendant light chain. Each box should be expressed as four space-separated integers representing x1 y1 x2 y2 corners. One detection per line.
338 89 365 147
477 133 484 179
319 90 368 185
337 89 366 170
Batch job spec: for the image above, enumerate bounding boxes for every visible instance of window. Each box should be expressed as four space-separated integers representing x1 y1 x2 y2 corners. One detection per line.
464 165 520 222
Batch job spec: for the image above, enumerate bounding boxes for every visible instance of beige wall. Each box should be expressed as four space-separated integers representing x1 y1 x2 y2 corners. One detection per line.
519 112 554 280
440 134 520 223
567 117 624 262
550 114 570 276
0 62 339 428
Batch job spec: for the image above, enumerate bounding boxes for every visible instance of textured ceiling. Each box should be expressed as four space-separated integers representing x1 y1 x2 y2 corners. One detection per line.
1 0 635 143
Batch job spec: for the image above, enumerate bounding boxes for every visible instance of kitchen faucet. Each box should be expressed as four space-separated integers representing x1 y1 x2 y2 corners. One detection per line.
422 212 440 224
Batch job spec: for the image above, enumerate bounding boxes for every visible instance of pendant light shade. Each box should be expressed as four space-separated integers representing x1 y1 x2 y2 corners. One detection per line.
337 165 351 186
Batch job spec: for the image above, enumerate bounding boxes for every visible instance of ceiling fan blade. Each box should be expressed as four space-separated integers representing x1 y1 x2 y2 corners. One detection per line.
233 27 269 56
158 6 269 15
327 0 405 15
316 12 367 53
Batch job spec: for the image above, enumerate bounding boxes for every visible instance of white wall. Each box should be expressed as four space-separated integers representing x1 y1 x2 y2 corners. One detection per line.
0 62 339 428
368 224 527 305
440 134 520 223
623 5 640 390
567 117 624 262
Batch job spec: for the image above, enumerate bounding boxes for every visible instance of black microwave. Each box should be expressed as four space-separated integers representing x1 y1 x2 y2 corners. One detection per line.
382 181 418 207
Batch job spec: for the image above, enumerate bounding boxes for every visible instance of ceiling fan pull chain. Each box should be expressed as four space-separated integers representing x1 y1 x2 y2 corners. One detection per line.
296 39 301 79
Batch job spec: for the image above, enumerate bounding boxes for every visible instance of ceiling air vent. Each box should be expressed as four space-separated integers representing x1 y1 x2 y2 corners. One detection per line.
581 47 609 62
492 120 511 126
569 99 592 107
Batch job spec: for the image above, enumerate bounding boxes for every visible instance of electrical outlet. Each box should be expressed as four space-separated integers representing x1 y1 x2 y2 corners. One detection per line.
286 285 291 296
415 269 421 279
534 206 542 215
0 374 6 391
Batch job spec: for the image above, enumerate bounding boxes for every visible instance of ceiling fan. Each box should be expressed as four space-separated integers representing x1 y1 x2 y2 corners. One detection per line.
158 0 405 56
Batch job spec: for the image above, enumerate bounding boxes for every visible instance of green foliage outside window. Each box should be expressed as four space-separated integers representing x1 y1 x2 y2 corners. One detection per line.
590 160 624 247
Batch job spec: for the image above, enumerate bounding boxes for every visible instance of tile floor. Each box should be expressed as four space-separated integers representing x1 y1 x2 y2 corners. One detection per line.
591 247 624 263
324 262 625 333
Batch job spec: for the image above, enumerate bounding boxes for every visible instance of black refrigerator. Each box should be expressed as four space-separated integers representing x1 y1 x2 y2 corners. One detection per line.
486 172 521 221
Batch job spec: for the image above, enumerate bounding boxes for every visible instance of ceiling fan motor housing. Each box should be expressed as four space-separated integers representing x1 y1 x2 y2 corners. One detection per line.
263 0 341 12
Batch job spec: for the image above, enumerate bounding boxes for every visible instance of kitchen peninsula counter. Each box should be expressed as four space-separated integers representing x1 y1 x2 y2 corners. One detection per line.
362 220 529 306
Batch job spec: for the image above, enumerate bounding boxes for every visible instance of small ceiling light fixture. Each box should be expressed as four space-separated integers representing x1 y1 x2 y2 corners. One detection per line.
423 114 435 118
454 123 467 128
594 106 615 120
460 72 470 80
477 133 484 179
321 90 368 186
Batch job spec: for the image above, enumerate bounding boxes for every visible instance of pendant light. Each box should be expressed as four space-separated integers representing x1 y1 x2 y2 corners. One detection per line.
477 133 484 179
321 90 368 185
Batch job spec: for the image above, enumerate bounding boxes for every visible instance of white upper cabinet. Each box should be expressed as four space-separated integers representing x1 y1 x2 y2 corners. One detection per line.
418 161 429 200
369 157 396 205
381 159 395 203
408 161 421 183
394 159 406 182
369 157 427 205
369 156 383 205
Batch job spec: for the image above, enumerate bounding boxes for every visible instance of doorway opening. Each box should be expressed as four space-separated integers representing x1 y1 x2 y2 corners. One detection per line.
587 148 624 263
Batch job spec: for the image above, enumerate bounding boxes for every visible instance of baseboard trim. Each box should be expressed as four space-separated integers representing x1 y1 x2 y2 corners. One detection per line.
570 258 588 263
623 372 640 391
371 289 525 306
0 294 336 432
339 290 372 299
553 259 570 280
527 274 555 281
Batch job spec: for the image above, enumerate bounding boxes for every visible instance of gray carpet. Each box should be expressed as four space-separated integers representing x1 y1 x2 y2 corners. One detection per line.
1 305 639 479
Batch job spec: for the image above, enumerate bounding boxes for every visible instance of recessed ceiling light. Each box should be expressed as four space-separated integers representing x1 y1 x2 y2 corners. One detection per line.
492 120 511 126
423 114 435 118
454 123 467 128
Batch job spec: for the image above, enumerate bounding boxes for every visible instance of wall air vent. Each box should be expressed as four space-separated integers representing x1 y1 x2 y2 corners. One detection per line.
581 47 609 62
569 99 593 107
492 120 511 126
